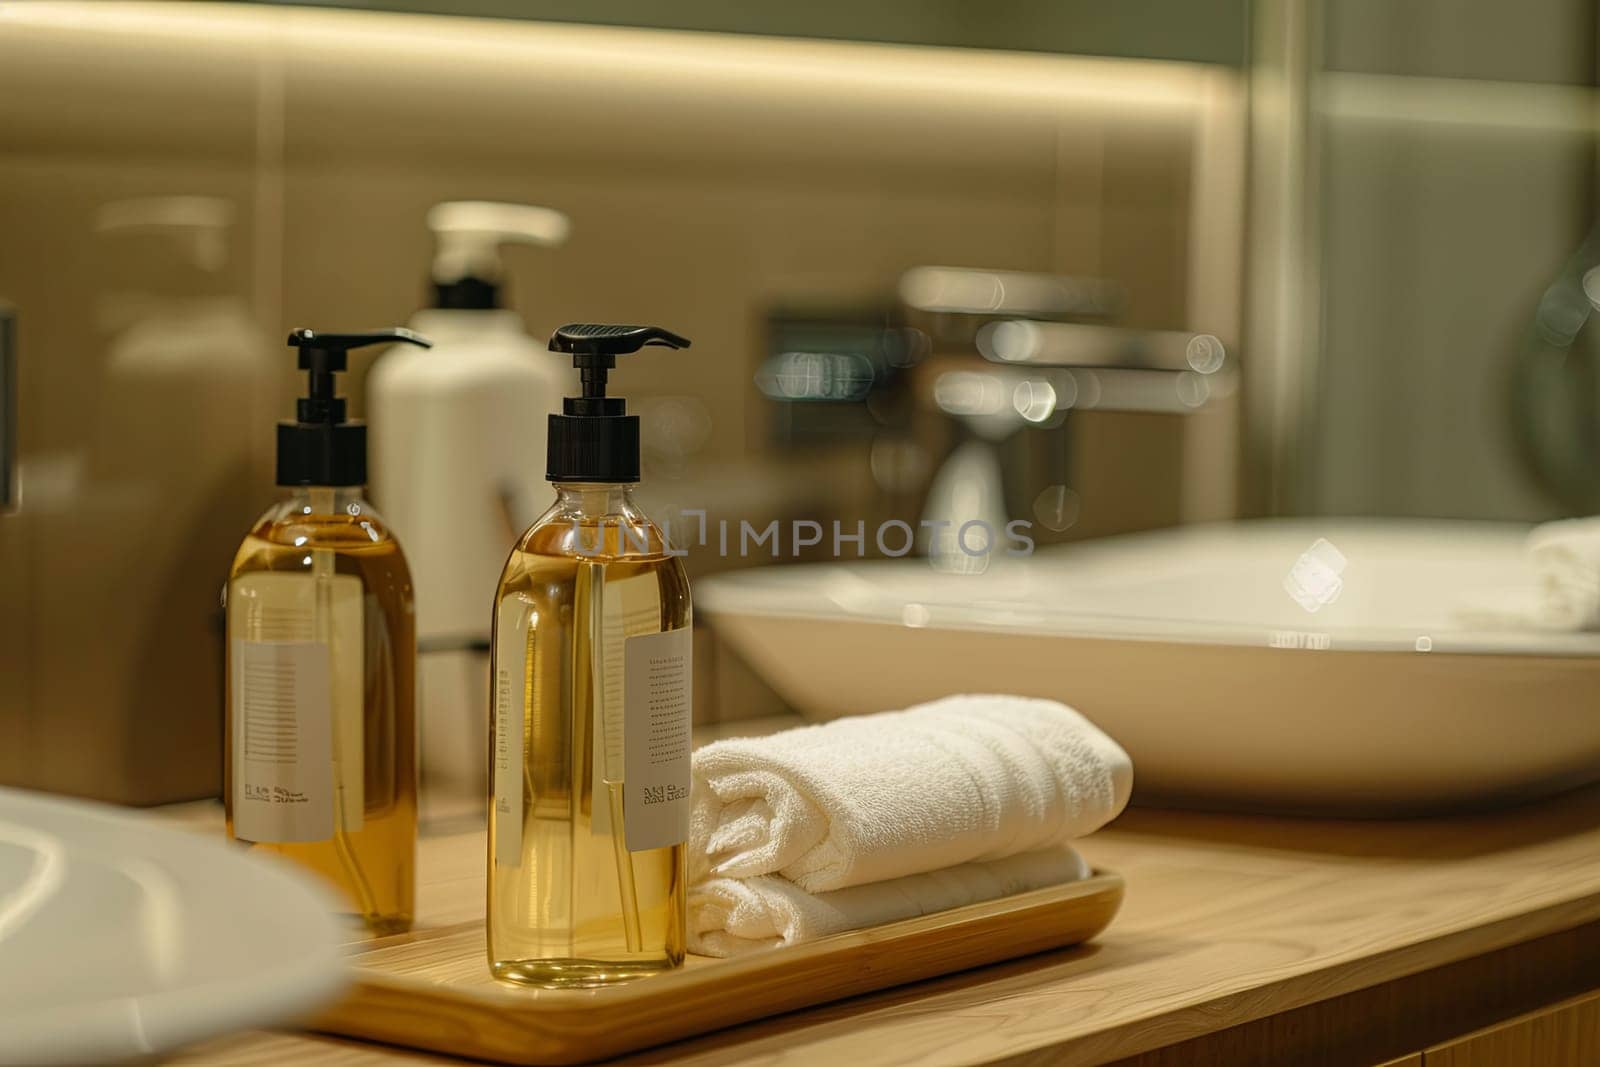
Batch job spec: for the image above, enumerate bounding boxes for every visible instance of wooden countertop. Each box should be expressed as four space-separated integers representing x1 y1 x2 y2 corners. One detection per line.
170 785 1600 1066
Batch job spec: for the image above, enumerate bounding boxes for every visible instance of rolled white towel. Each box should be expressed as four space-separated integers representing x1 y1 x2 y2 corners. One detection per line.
1529 517 1600 630
689 846 1091 957
690 694 1132 893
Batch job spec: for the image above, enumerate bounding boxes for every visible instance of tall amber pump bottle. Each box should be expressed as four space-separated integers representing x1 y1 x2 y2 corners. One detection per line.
225 327 429 934
489 324 694 988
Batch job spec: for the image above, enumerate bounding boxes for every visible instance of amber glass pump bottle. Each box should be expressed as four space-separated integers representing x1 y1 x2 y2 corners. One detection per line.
225 327 428 934
489 324 694 988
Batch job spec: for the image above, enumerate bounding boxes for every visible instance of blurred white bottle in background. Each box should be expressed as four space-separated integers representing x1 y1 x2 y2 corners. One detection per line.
368 201 571 813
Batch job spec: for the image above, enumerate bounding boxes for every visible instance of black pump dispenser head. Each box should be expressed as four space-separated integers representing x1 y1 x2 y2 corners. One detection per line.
546 324 691 482
277 327 431 487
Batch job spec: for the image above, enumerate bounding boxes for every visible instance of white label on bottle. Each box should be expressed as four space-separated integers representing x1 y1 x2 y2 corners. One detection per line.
623 626 692 853
591 573 664 836
492 593 533 866
229 570 364 843
232 640 335 843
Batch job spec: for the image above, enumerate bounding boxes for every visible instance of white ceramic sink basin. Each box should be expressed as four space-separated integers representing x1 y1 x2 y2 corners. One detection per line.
697 520 1600 814
0 788 347 1064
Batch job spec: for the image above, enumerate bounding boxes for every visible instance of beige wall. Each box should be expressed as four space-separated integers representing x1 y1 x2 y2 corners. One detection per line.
0 3 1242 801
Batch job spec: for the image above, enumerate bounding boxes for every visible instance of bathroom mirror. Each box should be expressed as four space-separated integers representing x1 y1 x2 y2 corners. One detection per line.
1293 0 1599 521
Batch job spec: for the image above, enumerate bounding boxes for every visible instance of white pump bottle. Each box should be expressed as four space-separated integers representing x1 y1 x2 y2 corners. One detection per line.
367 201 572 804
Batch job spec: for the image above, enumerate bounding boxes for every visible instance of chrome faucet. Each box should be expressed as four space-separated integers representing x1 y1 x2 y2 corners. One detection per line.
900 266 1232 562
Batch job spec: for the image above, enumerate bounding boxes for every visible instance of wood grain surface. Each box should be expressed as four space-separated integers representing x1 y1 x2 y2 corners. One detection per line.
169 782 1600 1066
1425 988 1600 1066
316 870 1122 1065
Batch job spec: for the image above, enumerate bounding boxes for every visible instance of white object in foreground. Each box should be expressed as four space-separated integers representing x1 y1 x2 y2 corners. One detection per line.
0 787 347 1065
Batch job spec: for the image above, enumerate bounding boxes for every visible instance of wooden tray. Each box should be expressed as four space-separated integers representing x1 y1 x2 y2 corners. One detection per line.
316 870 1125 1065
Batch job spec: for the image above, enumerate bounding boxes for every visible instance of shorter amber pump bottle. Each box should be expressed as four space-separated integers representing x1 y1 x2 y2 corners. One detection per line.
225 327 428 934
488 324 694 988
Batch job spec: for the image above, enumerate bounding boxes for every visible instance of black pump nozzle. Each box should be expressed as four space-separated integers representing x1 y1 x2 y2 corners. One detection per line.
288 327 430 422
278 327 431 487
546 323 691 483
550 324 690 411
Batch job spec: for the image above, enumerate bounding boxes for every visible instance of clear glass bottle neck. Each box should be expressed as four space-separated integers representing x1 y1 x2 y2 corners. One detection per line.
271 485 385 526
282 484 370 510
551 481 639 518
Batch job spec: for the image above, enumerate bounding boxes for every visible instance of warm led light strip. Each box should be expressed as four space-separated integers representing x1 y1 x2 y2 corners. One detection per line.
3 2 1215 116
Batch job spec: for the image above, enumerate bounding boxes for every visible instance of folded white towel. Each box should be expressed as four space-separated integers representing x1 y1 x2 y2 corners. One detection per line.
690 694 1132 893
1455 518 1600 632
689 846 1091 956
1529 517 1600 630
